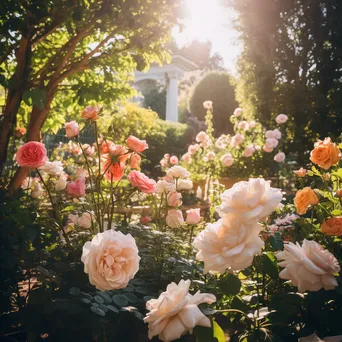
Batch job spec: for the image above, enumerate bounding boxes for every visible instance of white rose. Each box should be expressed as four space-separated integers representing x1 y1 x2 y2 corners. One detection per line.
55 174 67 191
157 180 176 193
276 239 340 292
177 179 193 191
166 209 184 228
39 160 64 176
216 178 282 223
78 212 92 229
144 279 216 342
193 217 264 273
167 166 190 178
81 230 140 291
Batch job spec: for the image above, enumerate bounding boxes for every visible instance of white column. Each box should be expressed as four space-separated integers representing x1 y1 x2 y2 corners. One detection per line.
166 72 179 122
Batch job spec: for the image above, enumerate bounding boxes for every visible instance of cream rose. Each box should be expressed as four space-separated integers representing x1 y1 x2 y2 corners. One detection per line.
81 230 140 290
193 217 264 273
167 166 190 178
156 180 176 193
216 178 283 223
177 179 193 191
276 239 340 292
144 279 216 342
39 160 64 176
55 174 68 191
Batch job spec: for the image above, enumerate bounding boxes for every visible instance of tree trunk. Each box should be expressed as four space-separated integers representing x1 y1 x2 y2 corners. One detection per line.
0 36 32 175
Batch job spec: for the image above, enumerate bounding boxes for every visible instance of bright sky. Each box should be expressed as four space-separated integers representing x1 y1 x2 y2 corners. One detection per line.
172 0 242 73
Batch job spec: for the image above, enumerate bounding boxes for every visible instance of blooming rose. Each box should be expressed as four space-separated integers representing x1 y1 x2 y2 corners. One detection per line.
81 230 140 290
299 333 342 342
206 151 216 160
144 280 216 342
263 145 273 153
15 141 48 168
265 137 279 149
101 140 115 154
265 130 275 139
294 167 307 177
186 208 201 225
170 156 179 165
230 134 244 147
78 212 93 229
126 135 148 153
310 137 341 170
55 174 68 191
196 131 208 143
203 100 213 109
294 187 319 215
193 217 264 273
140 216 152 225
130 153 141 169
188 144 200 155
238 120 249 131
181 153 192 163
166 209 184 228
65 121 79 138
217 178 282 223
128 171 156 194
167 166 190 178
220 153 234 167
177 179 193 191
321 217 342 236
249 121 257 129
31 182 43 198
39 160 64 175
167 191 182 207
157 180 176 193
276 239 340 292
275 114 288 124
200 138 212 148
273 128 282 140
67 178 86 197
243 144 255 157
233 107 243 117
81 105 100 121
274 152 286 163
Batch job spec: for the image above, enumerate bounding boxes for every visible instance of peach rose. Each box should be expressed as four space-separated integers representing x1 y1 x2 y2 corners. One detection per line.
220 153 234 167
238 120 249 131
193 216 264 273
167 191 182 207
67 178 86 197
55 174 68 191
65 121 79 138
263 145 273 153
126 135 148 153
276 239 340 292
15 141 48 168
321 217 342 236
186 208 201 225
130 153 141 169
128 170 156 194
177 179 193 191
181 153 192 163
274 152 286 163
310 137 341 170
166 209 184 228
144 279 216 342
157 180 176 193
265 137 278 148
294 167 307 177
81 230 140 290
276 114 288 124
81 105 100 121
196 131 209 143
294 187 319 215
188 144 200 155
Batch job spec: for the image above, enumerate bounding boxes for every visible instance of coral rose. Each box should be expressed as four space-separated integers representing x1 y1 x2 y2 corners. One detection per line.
310 137 341 170
294 167 307 177
186 208 201 225
67 178 86 197
294 187 319 215
193 217 264 273
130 153 141 169
65 121 79 138
217 178 282 223
81 105 100 121
15 141 48 168
166 209 184 228
128 170 156 194
167 166 190 178
321 217 342 236
126 135 148 153
144 279 216 342
140 216 152 225
81 230 140 290
276 239 340 292
167 191 182 207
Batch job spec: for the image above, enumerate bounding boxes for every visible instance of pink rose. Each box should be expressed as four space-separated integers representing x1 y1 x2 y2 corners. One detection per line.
166 209 184 228
188 144 200 155
140 216 152 225
249 121 257 129
170 156 179 165
265 130 275 139
67 178 86 197
273 129 281 140
130 153 141 169
65 121 79 138
294 167 307 177
196 131 208 143
160 159 168 168
230 134 244 147
206 151 216 160
265 137 278 148
276 114 288 124
164 153 170 160
274 152 286 163
186 208 201 225
15 141 48 168
181 153 192 163
128 171 156 194
126 135 148 153
263 145 273 153
220 153 234 167
167 191 182 207
238 120 249 131
243 144 255 157
81 105 100 121
233 107 243 117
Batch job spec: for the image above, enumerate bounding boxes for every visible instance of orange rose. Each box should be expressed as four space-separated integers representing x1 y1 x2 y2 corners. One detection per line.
321 217 342 236
294 187 319 215
310 137 341 170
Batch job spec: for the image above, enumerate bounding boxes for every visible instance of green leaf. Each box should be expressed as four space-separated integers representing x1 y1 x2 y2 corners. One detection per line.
261 253 279 279
112 294 128 307
219 273 241 296
107 305 119 314
94 295 104 304
270 234 284 251
90 306 105 316
212 321 226 342
69 287 81 296
194 321 226 342
123 293 138 304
